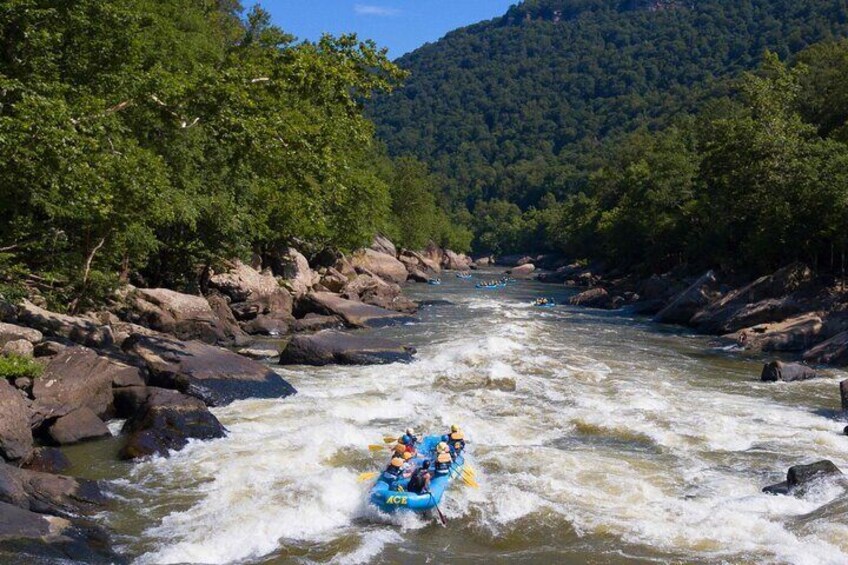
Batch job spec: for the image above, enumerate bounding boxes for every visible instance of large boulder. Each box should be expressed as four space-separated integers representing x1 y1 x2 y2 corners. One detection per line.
653 270 720 325
568 287 620 310
734 313 824 353
760 361 818 382
208 260 293 336
442 250 472 271
14 301 113 349
342 273 417 314
370 234 398 257
120 388 225 460
122 334 296 406
398 250 440 276
46 408 110 446
120 287 234 345
0 323 42 347
0 463 105 518
690 263 814 334
21 448 70 475
763 460 843 495
508 263 536 278
205 294 250 343
0 501 117 563
803 331 848 367
350 248 408 284
279 331 416 366
31 348 118 425
300 292 416 328
0 380 32 462
278 247 319 297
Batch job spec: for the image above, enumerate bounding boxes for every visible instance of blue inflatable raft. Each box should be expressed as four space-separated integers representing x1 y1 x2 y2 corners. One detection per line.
369 435 466 513
475 283 505 289
427 279 442 286
533 300 556 308
456 273 473 280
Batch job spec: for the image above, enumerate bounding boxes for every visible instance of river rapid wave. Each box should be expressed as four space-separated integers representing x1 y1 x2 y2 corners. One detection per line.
84 278 848 565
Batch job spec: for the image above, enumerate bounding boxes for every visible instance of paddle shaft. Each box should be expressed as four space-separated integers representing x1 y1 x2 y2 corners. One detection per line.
428 492 447 526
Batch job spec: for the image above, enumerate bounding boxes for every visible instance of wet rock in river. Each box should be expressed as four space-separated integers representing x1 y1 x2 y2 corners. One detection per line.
841 379 848 412
0 462 106 518
120 388 226 460
0 501 120 564
21 448 71 475
299 292 416 328
279 330 416 366
804 331 848 367
760 361 818 382
763 460 843 495
123 334 296 406
46 408 111 446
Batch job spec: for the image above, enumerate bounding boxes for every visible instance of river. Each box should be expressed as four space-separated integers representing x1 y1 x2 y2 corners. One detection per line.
63 274 848 564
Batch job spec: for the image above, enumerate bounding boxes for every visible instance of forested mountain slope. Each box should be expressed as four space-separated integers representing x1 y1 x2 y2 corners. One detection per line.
369 0 848 209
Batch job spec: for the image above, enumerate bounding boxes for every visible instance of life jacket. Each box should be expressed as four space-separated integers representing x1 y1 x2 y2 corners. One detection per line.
434 452 452 476
449 431 466 454
382 464 402 482
407 468 429 494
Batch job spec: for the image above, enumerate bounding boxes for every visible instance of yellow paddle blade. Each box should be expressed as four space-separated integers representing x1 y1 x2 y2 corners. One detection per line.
383 436 398 444
462 475 479 488
357 472 379 483
368 444 388 452
462 465 476 476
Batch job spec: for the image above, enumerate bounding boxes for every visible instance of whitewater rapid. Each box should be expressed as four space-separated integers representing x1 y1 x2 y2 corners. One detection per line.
97 280 848 565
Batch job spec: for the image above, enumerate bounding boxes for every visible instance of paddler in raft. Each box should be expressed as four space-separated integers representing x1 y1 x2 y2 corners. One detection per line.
443 424 466 456
381 456 405 488
434 442 453 477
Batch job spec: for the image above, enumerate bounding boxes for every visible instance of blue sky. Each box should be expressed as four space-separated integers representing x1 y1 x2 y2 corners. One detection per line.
251 1 518 58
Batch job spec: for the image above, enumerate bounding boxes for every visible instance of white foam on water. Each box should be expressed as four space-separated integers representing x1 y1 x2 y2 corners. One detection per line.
126 291 848 564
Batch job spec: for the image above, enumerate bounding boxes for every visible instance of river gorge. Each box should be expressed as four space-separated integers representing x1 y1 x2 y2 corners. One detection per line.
56 275 848 565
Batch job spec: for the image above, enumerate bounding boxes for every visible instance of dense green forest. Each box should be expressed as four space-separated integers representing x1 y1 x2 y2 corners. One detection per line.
0 0 470 310
369 0 848 272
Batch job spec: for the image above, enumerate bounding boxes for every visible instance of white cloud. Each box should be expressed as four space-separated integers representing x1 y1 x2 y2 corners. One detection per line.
354 4 400 16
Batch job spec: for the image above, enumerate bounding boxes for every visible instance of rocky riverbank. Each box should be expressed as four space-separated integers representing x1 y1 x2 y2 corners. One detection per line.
525 256 848 410
0 236 471 561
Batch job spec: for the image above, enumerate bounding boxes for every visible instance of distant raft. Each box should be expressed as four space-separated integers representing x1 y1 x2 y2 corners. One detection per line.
533 300 556 308
475 283 505 289
369 435 465 513
456 273 473 280
427 279 442 286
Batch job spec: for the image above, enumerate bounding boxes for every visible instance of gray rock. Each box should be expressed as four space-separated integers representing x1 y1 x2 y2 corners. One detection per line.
654 270 720 325
0 463 105 518
350 248 408 284
841 379 848 412
237 344 280 360
691 263 813 334
508 263 535 278
2 339 34 358
16 301 113 349
804 331 848 367
47 408 111 445
0 501 119 564
33 340 68 358
21 448 70 475
763 460 843 495
0 323 42 347
279 330 416 366
31 348 115 425
120 388 226 459
122 334 296 406
568 287 619 309
0 379 33 461
291 315 344 333
300 292 415 328
760 361 818 382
